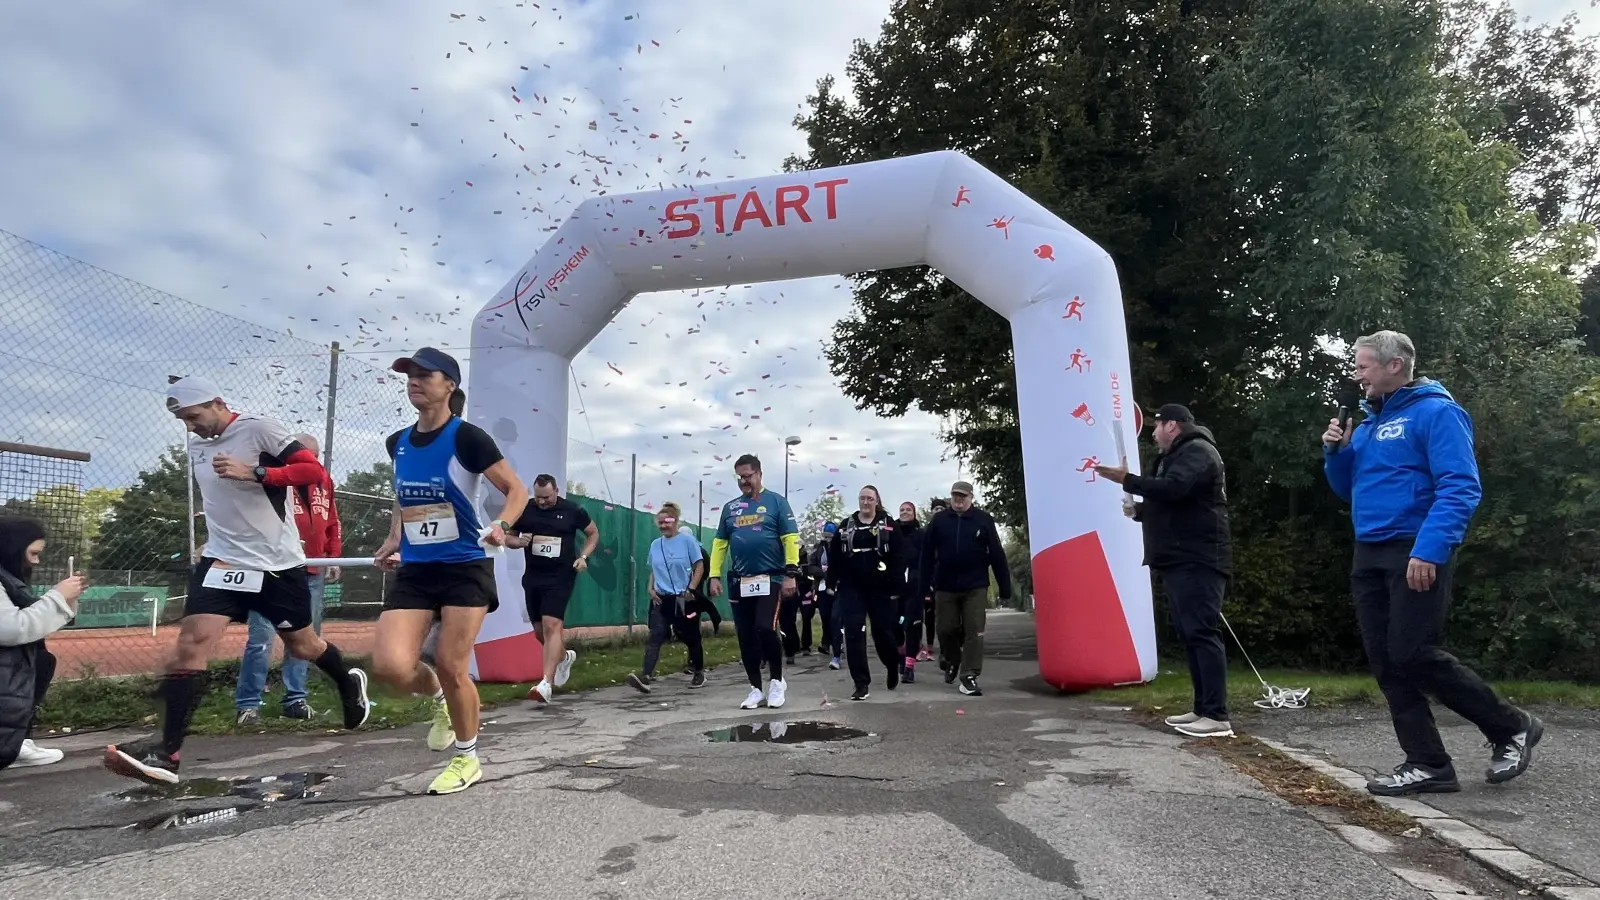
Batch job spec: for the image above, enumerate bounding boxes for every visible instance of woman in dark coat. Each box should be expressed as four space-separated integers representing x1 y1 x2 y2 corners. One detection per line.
0 518 83 769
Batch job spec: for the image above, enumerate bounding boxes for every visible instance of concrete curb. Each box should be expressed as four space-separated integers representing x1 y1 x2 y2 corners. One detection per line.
1258 738 1599 898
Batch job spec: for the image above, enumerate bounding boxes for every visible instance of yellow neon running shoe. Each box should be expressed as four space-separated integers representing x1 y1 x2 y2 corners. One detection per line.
426 700 455 752
427 754 482 795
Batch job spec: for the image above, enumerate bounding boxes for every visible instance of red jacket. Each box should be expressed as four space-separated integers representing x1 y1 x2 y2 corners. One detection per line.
291 476 342 575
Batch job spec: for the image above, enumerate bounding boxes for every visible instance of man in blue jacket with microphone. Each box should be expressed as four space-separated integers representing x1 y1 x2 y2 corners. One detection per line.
1323 330 1543 797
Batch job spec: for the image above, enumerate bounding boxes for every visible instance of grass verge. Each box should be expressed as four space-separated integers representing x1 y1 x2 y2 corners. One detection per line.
1190 733 1417 836
1088 665 1600 712
37 632 746 737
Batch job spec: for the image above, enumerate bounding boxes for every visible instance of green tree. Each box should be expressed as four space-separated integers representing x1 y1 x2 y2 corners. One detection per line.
797 491 845 550
94 446 201 574
335 461 393 557
788 0 1257 526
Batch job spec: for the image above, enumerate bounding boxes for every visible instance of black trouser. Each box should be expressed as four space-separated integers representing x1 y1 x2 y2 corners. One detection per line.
901 570 923 661
731 591 783 688
642 594 704 677
1155 563 1230 722
779 595 802 658
30 644 55 736
689 589 723 631
799 598 815 650
816 590 841 656
839 584 899 689
1352 540 1524 769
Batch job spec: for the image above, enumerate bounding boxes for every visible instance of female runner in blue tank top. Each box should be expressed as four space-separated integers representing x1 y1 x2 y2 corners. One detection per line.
374 348 529 796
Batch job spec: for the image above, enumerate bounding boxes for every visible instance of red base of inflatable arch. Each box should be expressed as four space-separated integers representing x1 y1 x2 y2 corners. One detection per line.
474 630 544 683
1033 531 1144 691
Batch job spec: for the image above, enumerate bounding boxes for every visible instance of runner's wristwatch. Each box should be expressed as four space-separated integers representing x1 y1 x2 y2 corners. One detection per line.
252 466 267 483
785 564 801 578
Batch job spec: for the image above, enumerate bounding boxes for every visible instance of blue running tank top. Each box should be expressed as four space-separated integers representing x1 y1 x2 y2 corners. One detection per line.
392 418 487 564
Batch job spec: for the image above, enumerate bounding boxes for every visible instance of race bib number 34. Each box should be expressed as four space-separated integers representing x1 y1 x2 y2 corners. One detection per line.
203 563 264 593
402 503 460 544
739 576 772 598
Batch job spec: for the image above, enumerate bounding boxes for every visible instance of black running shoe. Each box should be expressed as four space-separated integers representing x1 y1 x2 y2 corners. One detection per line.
958 674 983 696
943 665 958 685
1367 762 1460 796
340 668 372 730
1487 714 1544 785
689 670 707 688
281 700 314 720
104 739 180 785
627 673 652 694
851 685 870 701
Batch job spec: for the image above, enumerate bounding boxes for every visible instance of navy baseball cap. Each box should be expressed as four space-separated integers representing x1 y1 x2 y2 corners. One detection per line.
1151 403 1194 424
392 347 462 384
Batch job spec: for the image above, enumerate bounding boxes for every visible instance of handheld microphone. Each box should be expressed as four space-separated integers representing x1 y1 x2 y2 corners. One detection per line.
1336 390 1359 432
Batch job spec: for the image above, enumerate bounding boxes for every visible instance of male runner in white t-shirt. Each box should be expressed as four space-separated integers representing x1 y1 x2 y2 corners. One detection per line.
102 376 372 785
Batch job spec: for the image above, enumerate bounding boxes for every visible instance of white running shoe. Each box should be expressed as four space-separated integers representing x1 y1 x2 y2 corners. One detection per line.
554 649 577 687
740 688 764 710
14 739 63 767
767 678 787 709
529 680 553 703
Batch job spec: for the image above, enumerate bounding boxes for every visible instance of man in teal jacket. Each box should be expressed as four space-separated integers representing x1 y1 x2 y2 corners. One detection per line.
1324 330 1542 797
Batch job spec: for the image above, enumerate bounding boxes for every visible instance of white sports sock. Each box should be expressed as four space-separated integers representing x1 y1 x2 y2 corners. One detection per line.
454 737 477 758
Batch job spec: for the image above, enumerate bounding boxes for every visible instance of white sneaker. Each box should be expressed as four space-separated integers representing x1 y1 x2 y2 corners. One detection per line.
14 739 64 767
528 680 553 703
740 688 764 710
554 649 577 688
767 678 787 709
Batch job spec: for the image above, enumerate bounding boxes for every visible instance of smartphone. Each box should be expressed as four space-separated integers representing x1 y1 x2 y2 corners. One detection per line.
67 555 75 575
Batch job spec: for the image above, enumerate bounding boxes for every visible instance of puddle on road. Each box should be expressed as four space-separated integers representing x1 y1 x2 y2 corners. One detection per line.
704 721 869 744
123 805 258 831
115 772 334 804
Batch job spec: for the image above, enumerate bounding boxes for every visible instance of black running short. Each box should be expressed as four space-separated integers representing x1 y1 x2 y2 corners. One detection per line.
384 558 499 613
185 559 314 631
524 575 577 623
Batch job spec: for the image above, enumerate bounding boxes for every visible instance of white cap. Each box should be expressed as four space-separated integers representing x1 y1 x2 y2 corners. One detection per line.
165 375 225 413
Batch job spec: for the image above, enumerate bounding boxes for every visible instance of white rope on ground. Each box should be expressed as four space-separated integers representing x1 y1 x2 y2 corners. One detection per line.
1219 611 1310 709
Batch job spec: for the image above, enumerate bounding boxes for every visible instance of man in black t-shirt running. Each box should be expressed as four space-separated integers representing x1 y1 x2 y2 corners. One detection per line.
506 474 599 703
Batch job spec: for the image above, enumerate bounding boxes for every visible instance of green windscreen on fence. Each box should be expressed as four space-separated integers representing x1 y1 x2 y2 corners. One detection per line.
559 495 729 628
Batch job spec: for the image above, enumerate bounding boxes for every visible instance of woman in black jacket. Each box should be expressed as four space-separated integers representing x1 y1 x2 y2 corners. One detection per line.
0 518 84 770
826 486 903 701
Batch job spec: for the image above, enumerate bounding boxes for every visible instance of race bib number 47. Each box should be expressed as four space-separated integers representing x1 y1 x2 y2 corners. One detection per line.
739 576 772 598
203 563 263 593
402 503 460 544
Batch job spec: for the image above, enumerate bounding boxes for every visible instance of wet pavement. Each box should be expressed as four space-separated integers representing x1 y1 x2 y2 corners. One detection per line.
0 610 1537 899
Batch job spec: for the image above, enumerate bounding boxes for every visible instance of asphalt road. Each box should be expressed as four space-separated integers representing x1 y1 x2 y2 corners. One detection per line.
0 611 1524 899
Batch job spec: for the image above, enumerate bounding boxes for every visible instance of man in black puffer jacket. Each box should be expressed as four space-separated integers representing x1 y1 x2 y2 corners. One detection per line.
1097 404 1234 739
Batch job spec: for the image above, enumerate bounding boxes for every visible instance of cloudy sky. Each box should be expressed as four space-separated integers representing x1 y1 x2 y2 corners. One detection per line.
0 0 1592 530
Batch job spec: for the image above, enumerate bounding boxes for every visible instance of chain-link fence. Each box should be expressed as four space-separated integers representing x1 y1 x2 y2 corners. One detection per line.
0 228 739 680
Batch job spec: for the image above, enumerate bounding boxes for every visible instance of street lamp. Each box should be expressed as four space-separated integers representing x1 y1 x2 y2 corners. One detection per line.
783 436 802 495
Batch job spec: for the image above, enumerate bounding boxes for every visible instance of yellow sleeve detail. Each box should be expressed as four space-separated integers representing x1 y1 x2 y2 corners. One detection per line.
782 533 801 566
710 537 730 579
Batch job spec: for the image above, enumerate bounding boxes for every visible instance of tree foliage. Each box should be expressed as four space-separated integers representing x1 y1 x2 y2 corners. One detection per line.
94 446 202 574
793 0 1600 679
798 491 846 550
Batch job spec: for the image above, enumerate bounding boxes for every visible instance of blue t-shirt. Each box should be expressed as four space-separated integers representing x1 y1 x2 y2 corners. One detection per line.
713 489 798 579
649 530 704 595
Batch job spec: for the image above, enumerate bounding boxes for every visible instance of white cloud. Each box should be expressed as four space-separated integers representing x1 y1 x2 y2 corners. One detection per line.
0 0 986 529
6 0 1582 532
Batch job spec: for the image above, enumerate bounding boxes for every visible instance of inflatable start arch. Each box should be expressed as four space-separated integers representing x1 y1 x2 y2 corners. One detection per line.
466 150 1157 691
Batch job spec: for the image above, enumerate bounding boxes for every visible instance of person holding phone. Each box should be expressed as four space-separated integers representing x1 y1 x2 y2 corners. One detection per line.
0 518 84 770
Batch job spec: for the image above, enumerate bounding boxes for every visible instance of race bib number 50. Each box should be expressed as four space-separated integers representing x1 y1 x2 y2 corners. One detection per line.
203 563 263 593
402 503 460 544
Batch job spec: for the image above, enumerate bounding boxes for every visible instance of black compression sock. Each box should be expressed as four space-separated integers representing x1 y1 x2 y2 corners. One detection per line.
313 642 350 684
158 670 205 756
